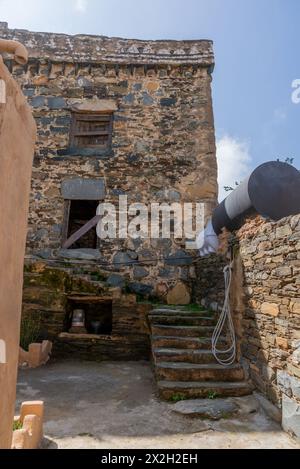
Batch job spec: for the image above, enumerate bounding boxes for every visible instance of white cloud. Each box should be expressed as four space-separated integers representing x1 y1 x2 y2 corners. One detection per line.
74 0 88 12
217 135 252 201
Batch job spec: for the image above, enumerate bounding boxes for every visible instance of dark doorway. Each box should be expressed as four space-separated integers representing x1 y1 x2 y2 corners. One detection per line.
66 200 98 249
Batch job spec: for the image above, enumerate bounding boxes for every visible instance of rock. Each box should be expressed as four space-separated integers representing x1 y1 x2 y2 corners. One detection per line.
135 140 150 153
128 282 153 296
234 395 259 415
57 249 102 261
253 392 282 423
47 97 66 109
261 302 279 317
142 92 154 105
107 274 125 288
288 363 300 380
123 93 135 104
276 337 289 350
31 96 46 108
291 375 300 400
282 394 300 438
61 178 105 201
133 266 149 280
277 371 292 398
167 282 191 305
138 249 157 266
155 189 181 202
159 267 175 278
160 98 177 107
276 225 292 238
290 301 300 314
151 238 172 254
113 252 136 267
165 250 193 266
36 249 53 260
171 398 238 420
34 228 48 241
146 81 159 92
186 180 217 199
132 83 142 91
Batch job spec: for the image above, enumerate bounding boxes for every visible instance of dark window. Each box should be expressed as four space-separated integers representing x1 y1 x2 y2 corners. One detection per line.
70 112 113 150
64 200 99 249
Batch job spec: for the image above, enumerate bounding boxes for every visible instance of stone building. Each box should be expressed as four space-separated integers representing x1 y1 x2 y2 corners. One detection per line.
0 23 217 359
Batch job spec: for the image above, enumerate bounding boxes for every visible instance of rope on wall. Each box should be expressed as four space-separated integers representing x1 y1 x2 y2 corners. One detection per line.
211 261 237 367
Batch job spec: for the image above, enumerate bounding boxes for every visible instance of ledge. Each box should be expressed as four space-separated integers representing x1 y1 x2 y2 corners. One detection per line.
0 25 214 67
57 147 114 159
59 333 114 341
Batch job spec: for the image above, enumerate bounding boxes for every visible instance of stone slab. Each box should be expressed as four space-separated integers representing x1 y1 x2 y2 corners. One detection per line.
171 398 238 420
282 394 300 438
57 249 103 261
254 392 282 423
61 178 105 200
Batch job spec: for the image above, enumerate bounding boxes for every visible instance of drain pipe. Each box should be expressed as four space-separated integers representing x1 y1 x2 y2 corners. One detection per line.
196 161 300 365
197 161 300 256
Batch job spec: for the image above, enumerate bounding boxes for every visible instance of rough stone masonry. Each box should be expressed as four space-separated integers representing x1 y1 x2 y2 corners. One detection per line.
194 214 300 438
0 22 217 299
0 22 218 360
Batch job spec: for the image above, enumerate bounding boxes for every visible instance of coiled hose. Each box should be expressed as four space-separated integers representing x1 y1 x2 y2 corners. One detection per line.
211 261 237 366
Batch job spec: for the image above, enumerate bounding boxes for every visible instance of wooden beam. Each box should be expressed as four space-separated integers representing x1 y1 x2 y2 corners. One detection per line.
62 215 101 249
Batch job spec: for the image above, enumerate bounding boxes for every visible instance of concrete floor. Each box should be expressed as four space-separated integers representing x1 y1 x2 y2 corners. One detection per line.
16 360 300 449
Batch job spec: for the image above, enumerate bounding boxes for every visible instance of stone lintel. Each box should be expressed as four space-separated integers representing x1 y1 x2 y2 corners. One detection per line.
61 178 105 201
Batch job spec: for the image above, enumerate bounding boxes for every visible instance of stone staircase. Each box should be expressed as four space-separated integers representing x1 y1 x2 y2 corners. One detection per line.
149 306 252 400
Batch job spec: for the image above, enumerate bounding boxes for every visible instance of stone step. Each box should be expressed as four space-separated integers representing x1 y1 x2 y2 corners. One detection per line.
151 325 215 338
156 362 245 382
149 314 216 327
153 348 218 364
152 335 227 350
150 308 213 317
158 380 252 400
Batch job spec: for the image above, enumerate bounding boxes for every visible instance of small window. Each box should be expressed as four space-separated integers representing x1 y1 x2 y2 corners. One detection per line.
65 298 113 336
70 112 113 150
64 200 99 249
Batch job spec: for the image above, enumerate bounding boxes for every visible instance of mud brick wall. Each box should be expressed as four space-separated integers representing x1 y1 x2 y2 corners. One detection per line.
0 23 217 300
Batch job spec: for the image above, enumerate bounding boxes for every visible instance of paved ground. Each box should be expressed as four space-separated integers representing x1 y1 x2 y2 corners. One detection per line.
16 360 300 449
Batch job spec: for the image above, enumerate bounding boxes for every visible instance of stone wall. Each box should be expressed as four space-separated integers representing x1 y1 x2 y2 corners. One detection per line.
23 260 152 361
0 22 217 300
194 214 300 436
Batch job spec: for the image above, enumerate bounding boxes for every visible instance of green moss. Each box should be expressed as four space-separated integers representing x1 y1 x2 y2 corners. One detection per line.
180 304 205 312
207 391 219 400
40 269 68 289
20 315 41 351
13 421 22 431
169 393 187 403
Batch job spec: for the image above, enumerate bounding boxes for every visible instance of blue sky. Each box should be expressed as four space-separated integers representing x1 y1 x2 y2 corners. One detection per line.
0 0 299 198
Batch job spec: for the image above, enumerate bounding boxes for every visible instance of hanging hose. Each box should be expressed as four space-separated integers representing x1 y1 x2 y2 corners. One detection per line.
211 260 237 366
